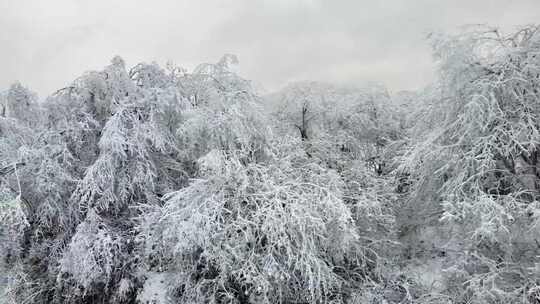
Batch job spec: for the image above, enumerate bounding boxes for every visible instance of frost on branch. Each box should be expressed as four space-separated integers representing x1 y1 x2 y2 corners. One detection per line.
140 140 371 303
0 189 29 268
57 209 127 300
268 81 403 174
401 25 540 302
1 27 538 303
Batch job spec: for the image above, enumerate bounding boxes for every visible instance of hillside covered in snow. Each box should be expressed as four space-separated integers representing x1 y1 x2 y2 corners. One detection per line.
1 25 540 304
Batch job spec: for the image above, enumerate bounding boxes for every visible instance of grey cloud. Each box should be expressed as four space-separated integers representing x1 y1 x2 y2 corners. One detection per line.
1 0 539 97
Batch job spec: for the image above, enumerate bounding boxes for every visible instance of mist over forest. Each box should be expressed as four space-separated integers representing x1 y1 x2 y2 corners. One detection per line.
1 24 540 304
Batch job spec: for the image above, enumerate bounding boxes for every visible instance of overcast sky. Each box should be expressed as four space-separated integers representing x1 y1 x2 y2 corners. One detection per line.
1 0 540 97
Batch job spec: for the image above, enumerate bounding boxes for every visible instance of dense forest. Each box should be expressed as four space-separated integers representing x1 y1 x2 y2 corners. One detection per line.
1 25 540 304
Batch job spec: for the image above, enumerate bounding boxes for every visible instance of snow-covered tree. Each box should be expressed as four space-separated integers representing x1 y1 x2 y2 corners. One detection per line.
402 25 540 302
140 138 376 303
54 62 186 303
267 81 402 173
3 23 538 304
1 83 40 126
